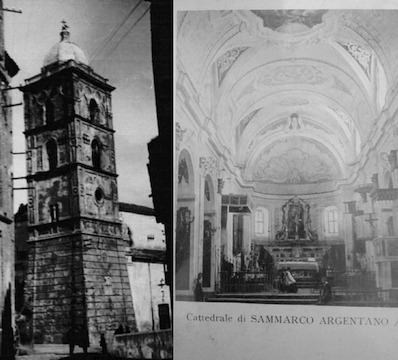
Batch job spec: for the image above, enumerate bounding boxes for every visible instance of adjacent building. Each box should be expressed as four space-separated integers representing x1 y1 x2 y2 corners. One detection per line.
120 203 171 332
0 0 19 356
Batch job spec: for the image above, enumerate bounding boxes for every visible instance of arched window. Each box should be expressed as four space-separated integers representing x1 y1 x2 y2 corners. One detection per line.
91 139 101 170
204 180 211 201
46 139 58 170
45 99 55 124
254 207 269 236
324 206 338 236
89 99 98 122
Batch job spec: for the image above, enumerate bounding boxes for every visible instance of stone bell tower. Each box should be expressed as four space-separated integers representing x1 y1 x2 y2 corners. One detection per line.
21 23 136 344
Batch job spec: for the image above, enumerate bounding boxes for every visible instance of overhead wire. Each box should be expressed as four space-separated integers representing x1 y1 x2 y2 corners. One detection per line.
91 0 145 62
95 4 150 69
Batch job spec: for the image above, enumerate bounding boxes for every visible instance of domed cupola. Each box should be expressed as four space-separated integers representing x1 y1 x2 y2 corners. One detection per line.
42 21 89 68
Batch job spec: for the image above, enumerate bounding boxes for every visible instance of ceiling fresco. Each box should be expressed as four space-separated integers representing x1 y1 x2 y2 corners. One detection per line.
177 10 398 194
251 10 328 32
252 138 340 185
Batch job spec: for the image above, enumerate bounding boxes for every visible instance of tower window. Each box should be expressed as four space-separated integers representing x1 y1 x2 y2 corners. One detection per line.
46 139 58 170
45 99 55 124
91 139 101 169
89 99 99 122
94 187 104 206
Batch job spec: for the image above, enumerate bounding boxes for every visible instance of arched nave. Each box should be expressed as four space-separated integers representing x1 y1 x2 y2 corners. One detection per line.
176 10 398 304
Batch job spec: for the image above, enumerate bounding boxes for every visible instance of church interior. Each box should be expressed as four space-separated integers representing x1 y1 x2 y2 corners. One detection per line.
176 10 398 306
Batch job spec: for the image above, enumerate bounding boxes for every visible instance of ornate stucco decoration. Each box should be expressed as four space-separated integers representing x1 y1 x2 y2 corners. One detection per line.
328 106 354 132
253 138 339 184
253 115 331 143
175 122 195 151
236 109 260 141
287 113 302 130
199 156 219 177
82 219 121 237
300 118 332 135
337 41 372 79
380 152 392 172
175 122 185 151
216 47 249 85
278 97 309 106
258 64 327 86
259 120 286 135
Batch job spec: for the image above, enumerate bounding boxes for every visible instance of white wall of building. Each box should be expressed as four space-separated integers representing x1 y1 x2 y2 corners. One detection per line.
127 262 169 332
120 209 170 332
120 211 165 250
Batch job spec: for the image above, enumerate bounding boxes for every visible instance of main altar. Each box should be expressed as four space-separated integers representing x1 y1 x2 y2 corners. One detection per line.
270 196 329 266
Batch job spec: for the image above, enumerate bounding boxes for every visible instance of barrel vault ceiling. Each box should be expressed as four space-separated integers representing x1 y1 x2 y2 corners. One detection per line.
177 10 398 194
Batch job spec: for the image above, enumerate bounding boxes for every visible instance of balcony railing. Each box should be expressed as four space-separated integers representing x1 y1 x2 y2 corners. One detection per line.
217 270 320 294
217 271 271 293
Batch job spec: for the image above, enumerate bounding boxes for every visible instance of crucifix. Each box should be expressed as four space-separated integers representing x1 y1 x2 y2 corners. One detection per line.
364 213 378 237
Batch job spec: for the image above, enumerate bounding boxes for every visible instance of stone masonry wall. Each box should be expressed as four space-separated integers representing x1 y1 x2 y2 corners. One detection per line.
82 233 136 346
27 234 85 344
27 231 136 345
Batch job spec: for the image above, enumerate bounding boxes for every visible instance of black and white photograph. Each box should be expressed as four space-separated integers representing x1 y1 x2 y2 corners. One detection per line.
175 1 398 359
0 0 172 359
176 5 398 308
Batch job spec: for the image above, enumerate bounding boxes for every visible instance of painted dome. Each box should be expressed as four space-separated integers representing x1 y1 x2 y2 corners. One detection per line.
43 23 89 67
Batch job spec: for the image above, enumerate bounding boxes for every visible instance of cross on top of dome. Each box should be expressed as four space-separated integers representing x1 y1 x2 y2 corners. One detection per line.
60 20 70 41
42 21 89 68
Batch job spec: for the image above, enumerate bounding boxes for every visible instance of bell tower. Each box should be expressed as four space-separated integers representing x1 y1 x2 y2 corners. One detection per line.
22 24 136 344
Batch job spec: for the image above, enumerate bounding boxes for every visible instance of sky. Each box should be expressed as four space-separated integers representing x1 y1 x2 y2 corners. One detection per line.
4 0 158 211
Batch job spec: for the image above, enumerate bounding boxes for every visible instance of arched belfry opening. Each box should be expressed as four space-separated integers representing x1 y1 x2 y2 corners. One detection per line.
45 98 55 124
46 138 58 170
91 138 101 169
89 98 98 122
